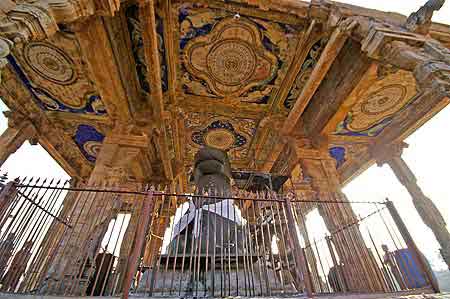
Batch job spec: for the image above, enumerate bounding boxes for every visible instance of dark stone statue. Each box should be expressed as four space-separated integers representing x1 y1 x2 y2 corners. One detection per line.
168 146 243 255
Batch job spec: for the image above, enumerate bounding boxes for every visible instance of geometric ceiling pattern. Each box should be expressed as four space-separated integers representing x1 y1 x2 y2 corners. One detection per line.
178 3 303 105
185 112 257 164
9 34 107 116
3 0 446 183
334 70 417 137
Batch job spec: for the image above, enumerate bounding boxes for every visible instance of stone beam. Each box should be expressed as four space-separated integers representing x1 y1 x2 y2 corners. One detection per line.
281 24 350 136
300 39 372 138
76 17 132 122
139 0 173 180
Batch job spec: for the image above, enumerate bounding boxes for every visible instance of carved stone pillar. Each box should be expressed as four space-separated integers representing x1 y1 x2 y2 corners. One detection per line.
0 111 37 168
290 144 385 292
43 129 151 295
374 142 450 269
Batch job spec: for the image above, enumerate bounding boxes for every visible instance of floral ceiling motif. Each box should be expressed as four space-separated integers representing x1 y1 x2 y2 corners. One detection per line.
191 120 248 150
334 71 417 137
73 125 105 163
186 113 257 163
178 4 302 104
9 34 107 115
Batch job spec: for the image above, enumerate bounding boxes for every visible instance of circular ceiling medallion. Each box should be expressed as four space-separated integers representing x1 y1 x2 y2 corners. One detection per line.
83 141 102 158
204 128 236 150
24 42 77 85
206 40 256 86
360 84 407 116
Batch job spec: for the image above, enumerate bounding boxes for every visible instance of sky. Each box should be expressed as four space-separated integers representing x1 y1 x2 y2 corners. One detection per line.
0 0 448 276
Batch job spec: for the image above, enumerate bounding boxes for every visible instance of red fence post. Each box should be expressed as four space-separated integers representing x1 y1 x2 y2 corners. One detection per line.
284 196 313 297
385 199 440 293
122 190 155 299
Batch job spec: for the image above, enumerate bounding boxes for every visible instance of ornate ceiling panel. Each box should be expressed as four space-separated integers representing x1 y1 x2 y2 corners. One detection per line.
185 112 257 165
282 37 327 110
333 70 417 137
176 3 303 106
8 32 107 116
73 124 105 163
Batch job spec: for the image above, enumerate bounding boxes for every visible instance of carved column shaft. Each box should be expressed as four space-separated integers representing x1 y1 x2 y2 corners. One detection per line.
386 155 450 269
293 153 386 292
44 130 152 294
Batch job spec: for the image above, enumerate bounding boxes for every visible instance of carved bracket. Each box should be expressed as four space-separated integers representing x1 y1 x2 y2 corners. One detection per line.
361 26 450 98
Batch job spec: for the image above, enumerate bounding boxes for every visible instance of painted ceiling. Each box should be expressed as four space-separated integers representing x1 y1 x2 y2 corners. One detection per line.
1 0 438 178
176 3 304 106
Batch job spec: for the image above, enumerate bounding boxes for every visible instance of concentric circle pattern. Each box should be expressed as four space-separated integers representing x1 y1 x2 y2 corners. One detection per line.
24 42 76 85
360 84 407 116
83 141 102 158
206 40 256 86
204 129 236 150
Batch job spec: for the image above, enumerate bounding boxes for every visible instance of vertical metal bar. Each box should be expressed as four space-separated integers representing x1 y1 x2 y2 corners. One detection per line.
20 180 68 292
226 194 232 296
241 196 255 296
237 198 249 296
275 198 291 286
284 196 312 297
204 194 210 297
68 189 111 296
45 188 90 294
100 209 127 296
122 190 155 299
255 199 271 296
326 236 346 293
220 190 225 297
385 199 439 292
211 190 217 297
232 199 239 296
170 196 182 295
366 228 396 292
268 195 285 291
161 193 176 295
150 197 166 296
313 239 330 293
195 193 203 297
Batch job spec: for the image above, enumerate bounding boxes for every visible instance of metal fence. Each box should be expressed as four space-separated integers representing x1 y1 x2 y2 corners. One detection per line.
0 177 438 298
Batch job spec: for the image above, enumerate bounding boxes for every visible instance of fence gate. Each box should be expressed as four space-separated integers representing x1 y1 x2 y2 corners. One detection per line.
0 177 438 298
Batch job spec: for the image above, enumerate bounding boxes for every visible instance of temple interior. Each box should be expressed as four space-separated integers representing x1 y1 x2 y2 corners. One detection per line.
0 0 449 297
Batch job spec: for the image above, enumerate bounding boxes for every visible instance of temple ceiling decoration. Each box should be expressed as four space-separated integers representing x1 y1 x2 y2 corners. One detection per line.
283 38 327 110
126 5 168 95
334 71 417 137
329 146 346 169
1 0 449 185
186 113 257 164
177 3 302 105
73 124 105 163
7 33 107 116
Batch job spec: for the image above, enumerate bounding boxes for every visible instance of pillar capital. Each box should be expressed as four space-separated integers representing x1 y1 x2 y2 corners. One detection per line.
88 130 152 185
371 142 409 166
